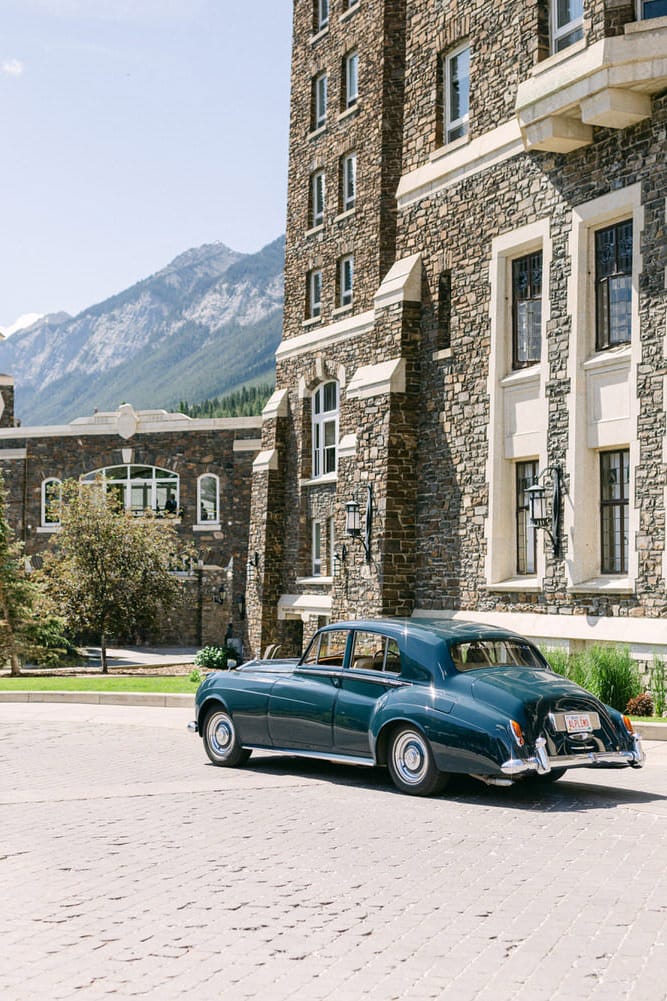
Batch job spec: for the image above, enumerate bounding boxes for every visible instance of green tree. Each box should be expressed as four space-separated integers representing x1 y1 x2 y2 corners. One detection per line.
40 479 188 673
0 475 45 676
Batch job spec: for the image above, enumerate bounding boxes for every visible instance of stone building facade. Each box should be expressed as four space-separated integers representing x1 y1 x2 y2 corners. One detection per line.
248 0 667 659
0 382 261 649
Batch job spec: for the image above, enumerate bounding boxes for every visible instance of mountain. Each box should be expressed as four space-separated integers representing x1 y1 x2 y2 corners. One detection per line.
0 237 285 426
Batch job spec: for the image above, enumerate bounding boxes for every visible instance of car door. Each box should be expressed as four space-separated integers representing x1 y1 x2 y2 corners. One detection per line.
333 630 403 756
267 628 351 750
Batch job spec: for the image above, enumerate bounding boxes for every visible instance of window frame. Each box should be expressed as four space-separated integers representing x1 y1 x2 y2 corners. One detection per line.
600 449 630 575
515 460 538 576
197 473 220 526
315 0 329 31
511 251 543 370
443 43 470 144
312 381 339 479
551 0 584 53
343 50 359 110
313 72 328 130
341 152 356 213
312 520 323 576
41 477 62 527
310 170 325 228
307 268 322 319
594 218 633 352
80 465 180 516
338 254 354 308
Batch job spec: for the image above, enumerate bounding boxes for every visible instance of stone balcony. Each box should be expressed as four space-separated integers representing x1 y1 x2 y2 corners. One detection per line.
516 17 667 152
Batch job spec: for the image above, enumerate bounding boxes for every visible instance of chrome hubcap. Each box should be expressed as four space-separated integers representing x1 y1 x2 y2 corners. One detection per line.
209 715 233 755
393 732 428 785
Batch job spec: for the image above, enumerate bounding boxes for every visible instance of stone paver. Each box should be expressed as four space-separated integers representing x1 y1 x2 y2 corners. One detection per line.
0 704 666 1001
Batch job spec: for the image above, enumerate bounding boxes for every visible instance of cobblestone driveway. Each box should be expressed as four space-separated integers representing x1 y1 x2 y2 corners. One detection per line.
1 704 666 1001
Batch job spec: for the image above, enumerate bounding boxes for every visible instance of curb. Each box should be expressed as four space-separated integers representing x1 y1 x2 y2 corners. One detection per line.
0 692 193 708
633 721 667 741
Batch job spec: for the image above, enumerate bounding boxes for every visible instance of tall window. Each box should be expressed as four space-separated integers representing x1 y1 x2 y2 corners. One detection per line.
639 0 667 16
313 72 328 130
197 474 219 524
343 51 358 109
516 461 538 575
312 521 323 576
551 0 583 52
307 269 322 318
600 450 629 574
595 220 632 351
443 44 470 143
437 270 452 350
338 254 354 307
81 465 179 516
315 0 329 31
512 251 542 369
312 381 338 478
341 152 356 212
310 170 325 228
41 477 62 526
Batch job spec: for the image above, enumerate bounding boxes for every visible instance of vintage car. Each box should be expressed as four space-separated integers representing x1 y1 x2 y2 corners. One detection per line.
188 618 645 796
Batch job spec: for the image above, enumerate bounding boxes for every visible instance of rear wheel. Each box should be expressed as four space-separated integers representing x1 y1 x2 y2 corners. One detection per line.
387 727 449 796
202 708 251 767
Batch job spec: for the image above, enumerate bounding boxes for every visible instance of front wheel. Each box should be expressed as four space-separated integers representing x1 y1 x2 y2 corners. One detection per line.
387 727 449 796
202 709 251 767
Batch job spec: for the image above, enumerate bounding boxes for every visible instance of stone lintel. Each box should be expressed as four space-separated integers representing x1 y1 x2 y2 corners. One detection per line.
277 592 332 621
347 358 406 400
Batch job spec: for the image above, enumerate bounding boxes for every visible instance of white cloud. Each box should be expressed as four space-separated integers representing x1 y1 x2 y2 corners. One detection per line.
2 59 24 76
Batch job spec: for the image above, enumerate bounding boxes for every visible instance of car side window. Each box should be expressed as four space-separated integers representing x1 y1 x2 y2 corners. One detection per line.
350 631 402 674
302 629 349 667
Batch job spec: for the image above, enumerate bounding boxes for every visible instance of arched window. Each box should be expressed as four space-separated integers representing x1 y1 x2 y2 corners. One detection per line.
197 474 220 525
80 465 179 516
41 478 62 526
312 381 338 478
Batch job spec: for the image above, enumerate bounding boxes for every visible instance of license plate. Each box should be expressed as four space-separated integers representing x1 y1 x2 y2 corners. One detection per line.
565 712 593 733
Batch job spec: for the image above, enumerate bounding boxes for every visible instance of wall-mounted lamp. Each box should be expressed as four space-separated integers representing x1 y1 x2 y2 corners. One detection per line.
345 485 373 563
211 583 225 605
247 550 260 582
236 594 246 620
526 465 565 558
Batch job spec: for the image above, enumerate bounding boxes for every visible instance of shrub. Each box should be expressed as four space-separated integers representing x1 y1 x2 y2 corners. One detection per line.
583 645 641 712
194 645 230 670
625 693 654 717
650 657 666 716
188 668 202 684
543 647 569 676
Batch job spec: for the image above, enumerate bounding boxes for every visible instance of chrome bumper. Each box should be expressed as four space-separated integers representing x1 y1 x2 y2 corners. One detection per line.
187 720 198 733
501 734 645 777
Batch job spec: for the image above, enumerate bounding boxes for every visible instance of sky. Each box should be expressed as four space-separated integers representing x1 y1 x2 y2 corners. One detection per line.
0 0 292 329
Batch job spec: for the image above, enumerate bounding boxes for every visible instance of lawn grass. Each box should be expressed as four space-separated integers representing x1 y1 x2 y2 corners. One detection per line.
630 715 667 725
0 676 199 694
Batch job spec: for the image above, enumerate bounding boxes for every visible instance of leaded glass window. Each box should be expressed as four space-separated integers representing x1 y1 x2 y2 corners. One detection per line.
516 460 538 575
512 252 542 369
595 220 633 350
600 449 629 574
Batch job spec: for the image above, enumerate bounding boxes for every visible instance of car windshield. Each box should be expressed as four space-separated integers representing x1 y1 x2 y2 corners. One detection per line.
451 639 544 672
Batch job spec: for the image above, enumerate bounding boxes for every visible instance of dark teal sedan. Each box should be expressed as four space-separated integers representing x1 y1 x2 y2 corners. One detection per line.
188 618 645 796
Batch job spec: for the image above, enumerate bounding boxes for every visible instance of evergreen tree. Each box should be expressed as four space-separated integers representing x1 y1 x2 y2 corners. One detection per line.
0 475 44 676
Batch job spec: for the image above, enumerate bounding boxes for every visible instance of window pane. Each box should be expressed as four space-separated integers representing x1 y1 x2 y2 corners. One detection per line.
449 48 469 123
200 476 218 521
600 450 629 574
643 0 667 15
323 381 337 413
595 221 633 350
516 460 538 575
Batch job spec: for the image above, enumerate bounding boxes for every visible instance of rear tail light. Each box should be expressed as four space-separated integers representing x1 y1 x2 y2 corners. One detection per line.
510 719 525 747
622 715 635 734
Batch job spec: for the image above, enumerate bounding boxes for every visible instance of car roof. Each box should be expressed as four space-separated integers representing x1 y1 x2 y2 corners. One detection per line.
321 617 527 646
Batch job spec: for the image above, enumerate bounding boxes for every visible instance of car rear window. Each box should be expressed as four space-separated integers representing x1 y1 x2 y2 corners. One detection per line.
451 639 544 672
